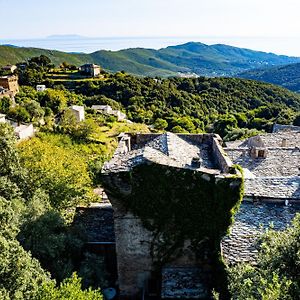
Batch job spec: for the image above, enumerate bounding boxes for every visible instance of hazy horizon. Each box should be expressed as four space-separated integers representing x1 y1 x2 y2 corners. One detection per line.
2 35 300 57
1 0 300 56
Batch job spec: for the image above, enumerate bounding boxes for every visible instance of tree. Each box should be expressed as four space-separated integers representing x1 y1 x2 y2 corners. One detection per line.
18 137 92 209
36 273 103 300
293 114 300 126
213 115 238 137
8 106 31 123
0 96 12 114
153 118 168 131
19 211 85 282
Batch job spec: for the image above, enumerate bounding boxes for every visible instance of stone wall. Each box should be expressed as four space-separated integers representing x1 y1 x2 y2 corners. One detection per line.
113 212 153 298
211 136 233 173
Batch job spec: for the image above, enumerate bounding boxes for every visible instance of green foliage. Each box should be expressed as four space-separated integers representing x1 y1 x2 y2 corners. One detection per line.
60 109 97 140
213 115 238 137
153 118 168 131
19 211 85 282
37 273 103 300
8 105 31 123
0 96 12 113
77 74 300 139
239 62 300 93
228 214 300 299
18 137 93 209
0 119 104 299
293 114 300 126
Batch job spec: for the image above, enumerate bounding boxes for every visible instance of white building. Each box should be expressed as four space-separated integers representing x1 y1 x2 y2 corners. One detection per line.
0 114 6 123
91 105 113 114
36 85 46 92
91 105 127 121
14 123 35 140
70 105 85 122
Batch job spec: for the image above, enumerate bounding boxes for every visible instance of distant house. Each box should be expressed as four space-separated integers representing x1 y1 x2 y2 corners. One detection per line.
13 123 35 140
91 105 113 114
36 85 46 92
2 65 17 73
0 114 35 140
91 105 127 121
70 105 85 122
79 64 101 77
0 114 6 123
0 75 19 98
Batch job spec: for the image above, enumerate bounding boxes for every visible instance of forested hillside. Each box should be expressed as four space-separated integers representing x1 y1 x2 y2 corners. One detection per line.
239 62 300 93
74 73 300 140
1 42 300 77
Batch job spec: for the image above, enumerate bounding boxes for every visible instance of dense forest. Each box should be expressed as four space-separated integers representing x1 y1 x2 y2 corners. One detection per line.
1 56 300 299
74 73 300 140
6 54 299 141
239 62 300 93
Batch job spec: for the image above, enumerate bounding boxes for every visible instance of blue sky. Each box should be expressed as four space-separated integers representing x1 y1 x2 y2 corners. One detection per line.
1 0 299 39
1 0 300 54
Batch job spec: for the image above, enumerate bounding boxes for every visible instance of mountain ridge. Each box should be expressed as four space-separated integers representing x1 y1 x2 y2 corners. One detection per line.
1 42 299 77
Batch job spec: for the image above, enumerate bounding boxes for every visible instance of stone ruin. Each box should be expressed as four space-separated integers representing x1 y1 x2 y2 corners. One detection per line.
100 132 243 299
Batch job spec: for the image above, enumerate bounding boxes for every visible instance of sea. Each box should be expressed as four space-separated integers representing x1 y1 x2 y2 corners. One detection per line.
1 36 300 56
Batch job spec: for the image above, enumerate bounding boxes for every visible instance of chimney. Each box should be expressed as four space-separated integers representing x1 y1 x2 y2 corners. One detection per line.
281 138 287 147
191 157 201 168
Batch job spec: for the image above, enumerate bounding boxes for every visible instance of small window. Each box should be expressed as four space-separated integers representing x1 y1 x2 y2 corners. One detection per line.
258 150 265 158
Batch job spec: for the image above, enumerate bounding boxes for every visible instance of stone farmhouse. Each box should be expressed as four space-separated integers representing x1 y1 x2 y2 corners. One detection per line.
75 126 299 299
0 75 19 99
77 132 243 299
80 63 101 77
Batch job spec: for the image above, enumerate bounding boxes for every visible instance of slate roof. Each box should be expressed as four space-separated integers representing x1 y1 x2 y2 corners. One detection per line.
222 202 300 264
226 148 300 177
161 267 209 299
102 132 218 174
73 202 115 243
245 177 300 200
226 129 300 149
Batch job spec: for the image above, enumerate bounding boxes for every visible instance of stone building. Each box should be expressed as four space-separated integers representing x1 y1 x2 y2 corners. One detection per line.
36 84 46 92
80 63 101 77
91 105 127 121
70 105 85 122
1 65 17 73
100 132 242 299
222 125 300 264
0 75 19 98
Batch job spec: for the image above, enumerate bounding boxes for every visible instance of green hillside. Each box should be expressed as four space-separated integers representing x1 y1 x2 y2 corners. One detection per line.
1 42 300 77
238 62 300 93
74 74 300 139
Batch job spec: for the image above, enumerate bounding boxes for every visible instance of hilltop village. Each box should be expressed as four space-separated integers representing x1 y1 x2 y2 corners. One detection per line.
0 57 299 300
